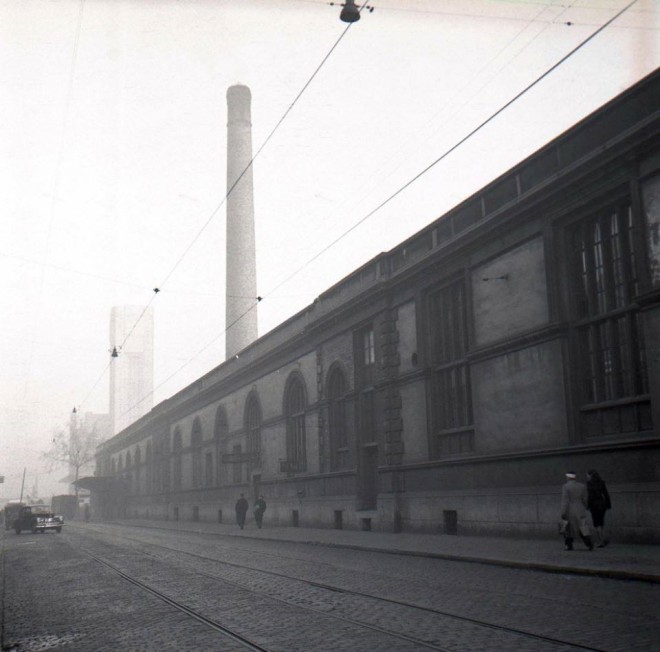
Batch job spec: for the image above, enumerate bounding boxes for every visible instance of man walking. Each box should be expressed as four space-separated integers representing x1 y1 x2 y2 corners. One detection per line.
254 495 267 529
560 471 594 551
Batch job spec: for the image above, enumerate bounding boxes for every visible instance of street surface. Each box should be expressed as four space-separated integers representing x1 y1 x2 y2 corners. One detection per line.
1 523 658 651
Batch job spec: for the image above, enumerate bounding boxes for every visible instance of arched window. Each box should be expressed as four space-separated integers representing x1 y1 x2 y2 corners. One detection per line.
328 366 350 470
285 374 307 472
172 428 183 489
191 418 203 488
245 393 262 471
214 407 229 486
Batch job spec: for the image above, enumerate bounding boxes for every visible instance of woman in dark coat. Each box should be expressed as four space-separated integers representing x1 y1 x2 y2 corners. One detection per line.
587 470 611 547
235 494 248 530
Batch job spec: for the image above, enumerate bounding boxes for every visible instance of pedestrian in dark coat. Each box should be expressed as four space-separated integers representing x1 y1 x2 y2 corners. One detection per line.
587 469 611 547
254 495 266 529
235 494 248 530
560 472 594 551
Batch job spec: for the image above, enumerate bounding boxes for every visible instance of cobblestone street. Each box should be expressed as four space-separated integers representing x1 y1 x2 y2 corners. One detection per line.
2 522 658 651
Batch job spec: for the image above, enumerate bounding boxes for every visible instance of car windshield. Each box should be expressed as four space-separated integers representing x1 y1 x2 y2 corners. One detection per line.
29 506 51 515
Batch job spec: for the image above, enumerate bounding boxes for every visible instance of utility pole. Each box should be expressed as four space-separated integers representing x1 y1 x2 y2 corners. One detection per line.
19 467 26 503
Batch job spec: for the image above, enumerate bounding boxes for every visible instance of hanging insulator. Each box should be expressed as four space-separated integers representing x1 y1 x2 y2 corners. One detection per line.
111 346 119 358
340 0 360 23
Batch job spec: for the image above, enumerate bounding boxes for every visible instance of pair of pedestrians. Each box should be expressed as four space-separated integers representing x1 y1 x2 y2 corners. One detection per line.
235 494 267 529
560 470 611 551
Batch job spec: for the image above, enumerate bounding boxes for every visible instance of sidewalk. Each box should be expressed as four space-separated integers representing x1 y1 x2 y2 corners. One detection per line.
106 519 660 583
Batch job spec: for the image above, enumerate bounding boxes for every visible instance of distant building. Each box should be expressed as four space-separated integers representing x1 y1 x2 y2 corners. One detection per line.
83 411 112 441
62 409 112 495
109 306 154 435
93 71 659 542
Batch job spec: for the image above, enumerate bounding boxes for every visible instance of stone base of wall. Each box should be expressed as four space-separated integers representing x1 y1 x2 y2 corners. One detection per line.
116 482 660 544
383 483 660 544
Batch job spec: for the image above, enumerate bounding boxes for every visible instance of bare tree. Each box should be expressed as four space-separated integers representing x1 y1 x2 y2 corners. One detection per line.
43 421 100 498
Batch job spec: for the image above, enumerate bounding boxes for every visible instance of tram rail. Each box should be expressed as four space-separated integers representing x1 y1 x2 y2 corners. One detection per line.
75 525 611 652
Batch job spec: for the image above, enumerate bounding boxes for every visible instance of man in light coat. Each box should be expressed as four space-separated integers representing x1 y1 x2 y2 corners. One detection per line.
560 471 594 551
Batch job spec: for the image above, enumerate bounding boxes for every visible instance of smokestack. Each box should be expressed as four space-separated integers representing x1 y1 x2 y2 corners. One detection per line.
226 84 258 359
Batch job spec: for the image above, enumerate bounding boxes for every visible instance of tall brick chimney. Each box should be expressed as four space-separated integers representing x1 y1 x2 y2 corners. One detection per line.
225 84 258 358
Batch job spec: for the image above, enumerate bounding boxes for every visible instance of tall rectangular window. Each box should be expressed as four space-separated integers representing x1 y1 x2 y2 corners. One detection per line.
354 325 377 447
285 379 307 473
428 280 473 456
569 201 651 437
355 325 375 388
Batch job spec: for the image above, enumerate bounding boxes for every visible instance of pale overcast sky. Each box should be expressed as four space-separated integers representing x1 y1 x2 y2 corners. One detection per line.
1 0 658 500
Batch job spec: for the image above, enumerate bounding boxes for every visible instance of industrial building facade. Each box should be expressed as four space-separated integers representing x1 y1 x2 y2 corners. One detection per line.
91 71 660 542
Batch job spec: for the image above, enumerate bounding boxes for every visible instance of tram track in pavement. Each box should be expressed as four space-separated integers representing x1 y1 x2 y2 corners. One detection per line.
74 525 611 652
77 545 272 652
74 537 449 651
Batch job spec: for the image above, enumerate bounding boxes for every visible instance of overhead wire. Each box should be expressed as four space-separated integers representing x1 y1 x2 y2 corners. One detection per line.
280 0 569 263
155 9 358 293
80 6 363 415
118 299 262 418
0 250 151 291
299 0 652 27
259 0 641 300
113 0 641 425
23 0 86 400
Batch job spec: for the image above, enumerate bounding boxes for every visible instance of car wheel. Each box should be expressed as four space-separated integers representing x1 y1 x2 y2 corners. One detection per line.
32 527 38 534
56 527 62 533
15 527 21 535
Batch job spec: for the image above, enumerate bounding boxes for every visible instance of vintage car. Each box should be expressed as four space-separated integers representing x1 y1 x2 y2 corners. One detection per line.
13 504 63 534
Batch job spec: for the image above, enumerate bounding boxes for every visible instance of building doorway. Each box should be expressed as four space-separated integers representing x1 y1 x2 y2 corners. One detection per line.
358 445 378 510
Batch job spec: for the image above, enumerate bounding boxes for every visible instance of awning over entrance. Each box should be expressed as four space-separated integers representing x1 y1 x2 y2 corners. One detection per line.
73 476 123 493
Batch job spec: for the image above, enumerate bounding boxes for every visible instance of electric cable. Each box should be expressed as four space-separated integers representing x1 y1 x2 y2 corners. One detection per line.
260 0 641 300
22 0 86 399
84 0 642 424
301 0 651 26
277 0 567 262
0 251 151 291
116 298 262 420
156 15 358 293
77 11 361 414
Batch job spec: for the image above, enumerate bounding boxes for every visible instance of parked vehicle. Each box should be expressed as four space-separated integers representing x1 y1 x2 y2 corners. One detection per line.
51 494 78 520
13 505 63 534
3 500 25 530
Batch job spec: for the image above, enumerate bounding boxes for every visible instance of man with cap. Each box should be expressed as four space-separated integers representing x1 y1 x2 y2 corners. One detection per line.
560 471 594 551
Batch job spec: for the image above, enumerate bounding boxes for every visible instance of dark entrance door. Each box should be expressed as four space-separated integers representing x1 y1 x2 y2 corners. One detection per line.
358 445 378 510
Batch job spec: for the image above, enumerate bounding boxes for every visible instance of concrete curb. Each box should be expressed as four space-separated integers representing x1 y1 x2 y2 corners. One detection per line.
100 521 660 584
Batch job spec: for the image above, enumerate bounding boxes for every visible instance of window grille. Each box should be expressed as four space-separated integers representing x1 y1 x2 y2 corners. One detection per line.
569 201 651 437
285 378 307 472
428 280 474 456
